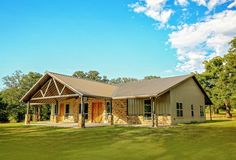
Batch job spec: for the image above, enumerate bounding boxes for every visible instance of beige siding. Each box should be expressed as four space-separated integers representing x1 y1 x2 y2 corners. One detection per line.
170 78 206 124
155 92 171 115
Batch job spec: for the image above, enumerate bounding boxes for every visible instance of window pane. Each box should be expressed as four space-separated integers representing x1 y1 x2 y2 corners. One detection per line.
144 100 151 119
65 104 70 113
79 103 88 114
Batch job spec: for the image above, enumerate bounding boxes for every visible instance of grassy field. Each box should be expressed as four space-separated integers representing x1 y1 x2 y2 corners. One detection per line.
0 120 236 160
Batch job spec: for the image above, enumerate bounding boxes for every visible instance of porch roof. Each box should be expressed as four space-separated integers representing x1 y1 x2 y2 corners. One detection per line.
21 72 118 103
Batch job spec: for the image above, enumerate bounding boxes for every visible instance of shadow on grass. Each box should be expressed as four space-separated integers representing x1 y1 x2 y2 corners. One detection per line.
205 119 232 123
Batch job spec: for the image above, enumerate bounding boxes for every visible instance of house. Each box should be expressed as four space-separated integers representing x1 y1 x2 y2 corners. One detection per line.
21 72 212 128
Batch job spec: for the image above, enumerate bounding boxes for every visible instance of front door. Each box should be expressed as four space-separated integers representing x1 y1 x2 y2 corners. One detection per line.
58 103 64 122
92 102 103 123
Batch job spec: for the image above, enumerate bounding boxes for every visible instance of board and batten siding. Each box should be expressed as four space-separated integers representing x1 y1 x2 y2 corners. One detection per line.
154 92 171 115
170 77 206 124
126 92 171 125
127 92 171 117
128 99 144 115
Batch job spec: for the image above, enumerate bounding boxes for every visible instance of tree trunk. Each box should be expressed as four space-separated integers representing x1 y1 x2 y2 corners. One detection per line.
225 105 232 118
225 100 232 118
213 108 219 114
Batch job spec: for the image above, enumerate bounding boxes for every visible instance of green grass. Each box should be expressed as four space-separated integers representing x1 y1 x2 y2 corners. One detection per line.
0 120 236 160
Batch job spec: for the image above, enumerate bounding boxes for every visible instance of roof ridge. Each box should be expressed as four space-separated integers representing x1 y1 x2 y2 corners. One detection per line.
47 71 118 87
119 74 193 86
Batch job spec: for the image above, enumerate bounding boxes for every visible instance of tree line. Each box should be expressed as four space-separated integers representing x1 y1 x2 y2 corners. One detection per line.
0 37 235 122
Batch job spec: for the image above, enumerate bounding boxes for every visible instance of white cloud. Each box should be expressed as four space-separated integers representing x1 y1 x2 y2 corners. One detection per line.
129 0 174 25
228 0 236 8
192 0 207 6
168 10 236 72
207 0 228 10
175 0 189 6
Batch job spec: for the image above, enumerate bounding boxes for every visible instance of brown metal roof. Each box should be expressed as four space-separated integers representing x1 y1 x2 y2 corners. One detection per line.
48 72 118 98
112 74 193 98
21 72 212 105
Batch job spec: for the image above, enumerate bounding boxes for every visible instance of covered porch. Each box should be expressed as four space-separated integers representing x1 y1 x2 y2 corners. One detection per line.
21 72 114 128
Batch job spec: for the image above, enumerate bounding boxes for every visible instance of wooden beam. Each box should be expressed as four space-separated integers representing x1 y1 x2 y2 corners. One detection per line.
40 90 44 97
60 85 66 95
43 79 52 97
53 78 60 95
31 94 81 100
26 102 30 115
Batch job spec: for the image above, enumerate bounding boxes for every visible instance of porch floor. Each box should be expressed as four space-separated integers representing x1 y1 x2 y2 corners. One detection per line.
30 121 111 128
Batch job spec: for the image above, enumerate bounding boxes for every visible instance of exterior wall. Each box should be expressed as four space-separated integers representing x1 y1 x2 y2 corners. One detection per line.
50 97 109 123
170 78 206 124
113 93 172 126
155 92 171 115
112 99 128 124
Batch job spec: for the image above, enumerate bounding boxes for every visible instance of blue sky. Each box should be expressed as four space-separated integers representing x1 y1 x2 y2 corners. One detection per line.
0 0 236 89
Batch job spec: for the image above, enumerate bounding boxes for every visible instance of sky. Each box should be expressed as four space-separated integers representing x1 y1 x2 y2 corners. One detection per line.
0 0 236 89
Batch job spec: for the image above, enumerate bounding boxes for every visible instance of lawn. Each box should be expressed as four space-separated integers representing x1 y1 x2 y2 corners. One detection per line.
0 120 236 160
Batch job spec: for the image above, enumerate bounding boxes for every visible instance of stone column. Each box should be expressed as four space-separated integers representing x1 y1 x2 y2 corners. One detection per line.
108 114 113 125
25 102 30 125
37 106 41 121
78 96 85 128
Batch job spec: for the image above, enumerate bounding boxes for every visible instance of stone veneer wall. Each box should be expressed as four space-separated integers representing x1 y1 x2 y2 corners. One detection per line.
157 115 171 126
112 99 128 124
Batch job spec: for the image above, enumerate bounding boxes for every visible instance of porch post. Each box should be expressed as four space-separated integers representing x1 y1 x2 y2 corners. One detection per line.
55 100 59 123
37 106 41 121
33 106 37 122
108 99 113 125
78 96 85 128
25 101 30 125
152 97 156 127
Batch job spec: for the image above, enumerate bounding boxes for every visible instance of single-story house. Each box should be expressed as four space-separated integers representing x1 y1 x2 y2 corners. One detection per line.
21 72 212 128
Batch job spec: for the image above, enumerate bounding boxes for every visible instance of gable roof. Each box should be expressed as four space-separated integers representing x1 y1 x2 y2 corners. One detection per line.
21 72 212 105
49 72 118 98
112 74 193 98
21 72 118 102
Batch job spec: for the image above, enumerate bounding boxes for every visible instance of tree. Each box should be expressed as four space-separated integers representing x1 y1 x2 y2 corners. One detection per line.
0 96 8 122
1 71 42 122
196 37 236 117
144 75 160 80
72 71 86 79
101 76 109 83
109 77 138 84
86 70 101 81
220 38 236 117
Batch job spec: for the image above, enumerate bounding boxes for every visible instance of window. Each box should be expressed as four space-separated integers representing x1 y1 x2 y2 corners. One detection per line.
54 105 58 115
79 103 89 119
65 104 70 114
144 100 152 120
106 102 112 115
176 102 183 117
191 105 194 117
200 106 204 117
